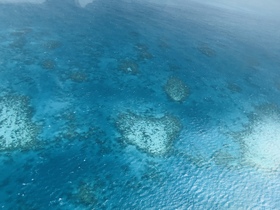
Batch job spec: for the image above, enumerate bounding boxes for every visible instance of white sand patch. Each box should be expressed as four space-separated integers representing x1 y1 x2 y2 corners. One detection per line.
243 116 280 171
116 112 181 156
0 95 38 150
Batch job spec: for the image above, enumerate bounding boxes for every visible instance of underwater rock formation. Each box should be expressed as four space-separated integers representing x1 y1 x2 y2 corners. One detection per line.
116 112 182 156
0 94 38 151
164 77 189 102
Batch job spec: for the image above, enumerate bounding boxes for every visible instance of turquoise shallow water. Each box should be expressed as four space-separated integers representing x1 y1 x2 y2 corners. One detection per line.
0 0 280 209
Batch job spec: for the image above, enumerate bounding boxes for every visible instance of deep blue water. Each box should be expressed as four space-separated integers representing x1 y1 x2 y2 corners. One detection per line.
0 0 280 209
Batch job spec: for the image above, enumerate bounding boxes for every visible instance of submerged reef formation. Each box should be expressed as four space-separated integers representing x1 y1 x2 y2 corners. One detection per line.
62 69 89 83
236 104 280 172
197 43 216 57
116 112 182 156
69 178 109 209
158 38 170 50
9 37 27 49
211 147 241 169
226 82 242 93
73 182 98 206
43 40 62 50
40 59 56 70
118 59 139 74
241 116 280 171
164 77 189 102
134 43 153 61
0 94 38 151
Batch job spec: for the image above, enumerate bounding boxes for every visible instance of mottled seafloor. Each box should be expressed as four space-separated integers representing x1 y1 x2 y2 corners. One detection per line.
0 0 280 209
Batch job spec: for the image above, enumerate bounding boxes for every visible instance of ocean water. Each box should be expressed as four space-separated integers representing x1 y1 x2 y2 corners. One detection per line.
0 0 280 209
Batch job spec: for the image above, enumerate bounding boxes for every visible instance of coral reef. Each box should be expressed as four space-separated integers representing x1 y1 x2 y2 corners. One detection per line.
74 182 97 206
135 43 153 61
197 44 216 57
118 59 139 74
164 77 189 102
236 104 280 172
52 111 96 142
241 115 280 171
40 59 56 70
226 82 242 93
116 112 182 156
245 56 260 68
63 70 89 83
69 178 109 209
211 149 240 169
10 28 33 37
9 37 27 49
0 94 38 151
158 38 170 50
44 40 62 50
